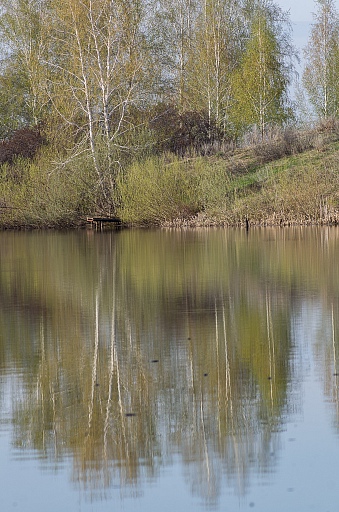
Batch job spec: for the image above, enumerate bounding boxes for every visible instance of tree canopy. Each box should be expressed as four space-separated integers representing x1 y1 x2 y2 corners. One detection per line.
0 0 308 216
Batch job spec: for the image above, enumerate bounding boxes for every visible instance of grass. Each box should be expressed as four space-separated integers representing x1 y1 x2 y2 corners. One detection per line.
159 137 339 227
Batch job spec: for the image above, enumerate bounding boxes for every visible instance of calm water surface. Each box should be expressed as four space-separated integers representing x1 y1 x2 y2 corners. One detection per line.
0 227 339 511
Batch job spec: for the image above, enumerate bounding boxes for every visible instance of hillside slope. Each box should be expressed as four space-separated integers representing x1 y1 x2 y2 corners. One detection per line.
160 137 339 228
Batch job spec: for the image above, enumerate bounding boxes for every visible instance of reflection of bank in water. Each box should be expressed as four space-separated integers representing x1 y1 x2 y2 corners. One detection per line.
10 294 294 500
2 227 336 503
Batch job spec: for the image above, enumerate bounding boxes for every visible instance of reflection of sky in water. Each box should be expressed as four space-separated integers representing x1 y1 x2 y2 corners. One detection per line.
221 299 339 512
240 298 339 512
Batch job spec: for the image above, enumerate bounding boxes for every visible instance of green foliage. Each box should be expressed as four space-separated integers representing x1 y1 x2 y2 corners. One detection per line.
184 0 240 126
195 157 233 210
0 0 50 131
117 156 202 224
230 11 292 138
117 154 235 224
1 123 339 228
0 147 98 228
0 0 337 229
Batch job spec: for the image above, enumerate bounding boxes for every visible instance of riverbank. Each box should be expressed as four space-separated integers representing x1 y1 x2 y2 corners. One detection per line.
1 124 339 230
161 141 339 228
130 128 339 229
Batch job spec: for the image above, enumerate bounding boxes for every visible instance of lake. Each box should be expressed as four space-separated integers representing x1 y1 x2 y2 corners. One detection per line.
0 226 339 511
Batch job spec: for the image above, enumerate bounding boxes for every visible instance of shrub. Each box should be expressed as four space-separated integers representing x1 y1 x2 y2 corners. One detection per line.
149 104 225 156
0 125 45 168
117 154 234 225
117 156 203 224
0 146 98 228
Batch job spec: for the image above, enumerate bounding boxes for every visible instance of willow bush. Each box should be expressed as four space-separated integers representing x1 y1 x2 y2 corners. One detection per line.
117 155 233 225
0 149 98 228
116 156 198 224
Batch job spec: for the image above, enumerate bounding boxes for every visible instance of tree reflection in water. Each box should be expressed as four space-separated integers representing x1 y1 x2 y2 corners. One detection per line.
1 227 339 503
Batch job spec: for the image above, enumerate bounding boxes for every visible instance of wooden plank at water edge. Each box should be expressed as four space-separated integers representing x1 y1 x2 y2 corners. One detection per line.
86 216 121 230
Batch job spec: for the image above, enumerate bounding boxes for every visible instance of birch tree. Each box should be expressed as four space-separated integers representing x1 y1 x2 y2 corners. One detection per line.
185 0 241 131
43 0 150 212
152 0 199 110
302 0 339 120
0 0 49 134
230 5 293 138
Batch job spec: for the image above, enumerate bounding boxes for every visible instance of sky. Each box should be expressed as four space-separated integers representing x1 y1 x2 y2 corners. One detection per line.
276 0 338 51
277 0 315 54
275 0 337 81
277 0 315 23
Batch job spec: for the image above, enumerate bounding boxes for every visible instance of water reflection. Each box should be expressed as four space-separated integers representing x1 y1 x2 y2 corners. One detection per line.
0 227 339 506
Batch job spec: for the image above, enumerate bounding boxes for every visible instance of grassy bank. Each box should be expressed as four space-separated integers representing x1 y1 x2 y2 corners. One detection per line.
117 126 339 228
1 125 339 229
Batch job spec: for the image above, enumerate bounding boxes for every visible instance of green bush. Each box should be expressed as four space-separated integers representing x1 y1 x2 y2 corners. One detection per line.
0 148 98 228
117 156 202 224
117 154 235 225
